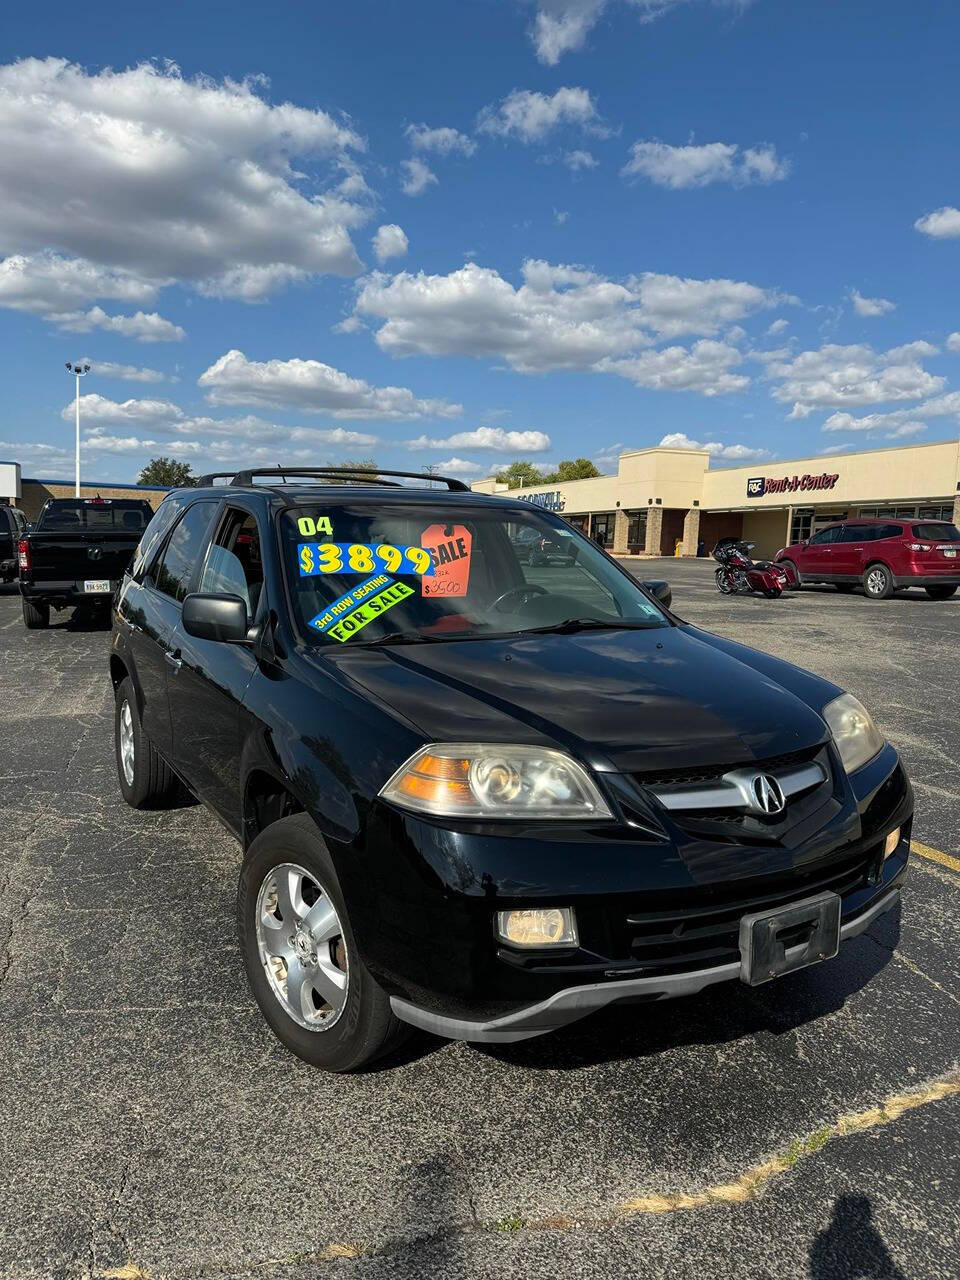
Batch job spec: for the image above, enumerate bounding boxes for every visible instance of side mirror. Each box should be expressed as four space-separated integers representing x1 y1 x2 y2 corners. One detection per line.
182 592 251 643
642 579 672 610
801 539 809 548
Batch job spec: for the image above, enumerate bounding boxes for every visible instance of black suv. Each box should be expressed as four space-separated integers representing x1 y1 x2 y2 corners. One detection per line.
111 468 912 1071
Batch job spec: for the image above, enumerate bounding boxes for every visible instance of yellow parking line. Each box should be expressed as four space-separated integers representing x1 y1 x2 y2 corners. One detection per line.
911 840 960 876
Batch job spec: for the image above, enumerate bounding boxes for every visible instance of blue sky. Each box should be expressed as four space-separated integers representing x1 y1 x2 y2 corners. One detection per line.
1 0 959 484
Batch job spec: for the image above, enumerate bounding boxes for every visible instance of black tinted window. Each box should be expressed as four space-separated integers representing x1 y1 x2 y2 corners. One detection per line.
809 526 841 545
152 501 219 603
878 524 904 540
838 525 867 542
37 499 153 530
131 496 186 580
913 523 960 542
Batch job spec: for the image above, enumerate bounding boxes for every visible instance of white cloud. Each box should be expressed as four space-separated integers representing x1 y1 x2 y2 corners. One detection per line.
914 207 960 239
763 343 945 416
659 430 771 461
477 87 607 143
0 252 157 314
526 0 759 64
62 394 184 430
851 289 896 317
564 149 598 171
767 318 789 335
0 437 76 471
431 456 486 475
52 306 185 342
406 427 551 452
822 390 960 435
90 361 172 384
405 124 476 156
0 57 366 314
946 332 960 352
529 0 608 64
633 272 789 337
554 209 571 224
622 139 789 188
400 158 438 197
352 259 782 374
885 422 927 438
373 224 409 263
603 341 749 396
198 349 462 419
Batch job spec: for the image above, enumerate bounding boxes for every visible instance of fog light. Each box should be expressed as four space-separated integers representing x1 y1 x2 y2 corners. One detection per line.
496 907 578 948
884 827 901 859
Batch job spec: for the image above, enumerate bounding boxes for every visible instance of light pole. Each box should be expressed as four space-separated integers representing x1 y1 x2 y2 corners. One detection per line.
65 362 91 497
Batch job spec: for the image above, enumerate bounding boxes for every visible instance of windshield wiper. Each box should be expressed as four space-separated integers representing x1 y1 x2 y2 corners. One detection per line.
520 617 657 635
364 630 449 646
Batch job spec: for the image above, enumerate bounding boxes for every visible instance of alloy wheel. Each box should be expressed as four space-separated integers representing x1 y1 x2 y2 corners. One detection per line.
119 700 135 786
866 568 887 596
255 863 348 1031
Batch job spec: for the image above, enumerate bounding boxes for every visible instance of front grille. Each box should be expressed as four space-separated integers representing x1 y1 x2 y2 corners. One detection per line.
634 744 823 790
617 846 877 974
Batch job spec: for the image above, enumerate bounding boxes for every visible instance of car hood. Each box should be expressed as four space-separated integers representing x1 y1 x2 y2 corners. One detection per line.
324 624 833 773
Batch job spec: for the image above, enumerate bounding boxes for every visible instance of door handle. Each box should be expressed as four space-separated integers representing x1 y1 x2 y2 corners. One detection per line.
164 649 182 671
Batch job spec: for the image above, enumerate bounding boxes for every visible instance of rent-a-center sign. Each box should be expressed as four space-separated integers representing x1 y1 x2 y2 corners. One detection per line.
746 472 839 498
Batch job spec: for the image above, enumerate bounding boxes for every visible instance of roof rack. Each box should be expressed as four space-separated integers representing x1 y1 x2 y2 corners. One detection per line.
195 466 471 492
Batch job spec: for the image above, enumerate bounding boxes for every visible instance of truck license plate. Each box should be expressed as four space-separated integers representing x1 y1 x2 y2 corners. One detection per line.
83 579 111 594
738 891 841 986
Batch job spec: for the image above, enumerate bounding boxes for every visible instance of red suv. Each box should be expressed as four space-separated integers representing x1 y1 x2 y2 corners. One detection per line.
775 518 960 600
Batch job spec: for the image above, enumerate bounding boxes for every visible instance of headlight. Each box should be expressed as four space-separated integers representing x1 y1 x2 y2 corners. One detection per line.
380 743 613 820
823 693 884 774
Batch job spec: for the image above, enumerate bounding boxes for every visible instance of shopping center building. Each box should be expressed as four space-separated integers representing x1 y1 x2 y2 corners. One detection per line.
471 438 960 558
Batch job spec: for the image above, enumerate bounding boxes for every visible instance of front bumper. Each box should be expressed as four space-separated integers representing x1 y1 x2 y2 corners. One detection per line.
390 880 902 1042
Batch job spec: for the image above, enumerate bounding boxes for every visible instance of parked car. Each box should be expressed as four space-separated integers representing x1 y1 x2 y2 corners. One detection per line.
111 467 911 1072
0 504 28 583
510 524 578 566
776 518 960 600
18 496 155 627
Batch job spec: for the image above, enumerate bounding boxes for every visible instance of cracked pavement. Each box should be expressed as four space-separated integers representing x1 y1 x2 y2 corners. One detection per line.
0 563 958 1279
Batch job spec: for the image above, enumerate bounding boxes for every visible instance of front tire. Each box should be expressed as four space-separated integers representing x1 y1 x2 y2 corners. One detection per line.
925 584 958 600
114 676 179 807
863 563 894 600
238 813 408 1072
22 598 49 629
715 568 734 594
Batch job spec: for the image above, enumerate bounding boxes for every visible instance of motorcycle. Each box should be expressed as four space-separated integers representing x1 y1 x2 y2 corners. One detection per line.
712 537 790 598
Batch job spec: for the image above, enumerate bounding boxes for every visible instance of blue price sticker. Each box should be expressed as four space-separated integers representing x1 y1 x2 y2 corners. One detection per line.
298 542 434 577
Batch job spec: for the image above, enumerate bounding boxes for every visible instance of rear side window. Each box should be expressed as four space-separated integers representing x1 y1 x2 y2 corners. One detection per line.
913 523 960 542
152 501 219 603
131 496 187 580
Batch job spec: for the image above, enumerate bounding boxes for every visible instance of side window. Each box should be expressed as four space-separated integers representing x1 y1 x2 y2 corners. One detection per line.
132 496 186 580
199 509 265 620
880 524 904 540
809 526 841 546
152 501 219 604
838 525 864 542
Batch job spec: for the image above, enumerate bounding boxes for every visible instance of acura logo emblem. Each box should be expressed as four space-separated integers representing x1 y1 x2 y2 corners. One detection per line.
87 545 103 561
751 773 786 815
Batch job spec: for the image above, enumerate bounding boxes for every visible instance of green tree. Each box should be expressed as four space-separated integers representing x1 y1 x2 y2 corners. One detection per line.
338 458 379 482
552 457 601 481
493 460 546 489
138 457 195 487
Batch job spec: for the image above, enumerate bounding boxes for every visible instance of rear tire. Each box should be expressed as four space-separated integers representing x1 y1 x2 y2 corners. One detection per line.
779 559 801 588
114 676 179 808
238 813 409 1072
925 584 958 600
22 598 49 629
863 563 894 600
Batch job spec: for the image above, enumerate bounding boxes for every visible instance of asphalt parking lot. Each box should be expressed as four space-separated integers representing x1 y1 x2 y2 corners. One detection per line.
0 560 958 1280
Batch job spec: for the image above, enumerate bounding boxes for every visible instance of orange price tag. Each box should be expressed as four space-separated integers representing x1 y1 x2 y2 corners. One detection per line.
420 523 473 598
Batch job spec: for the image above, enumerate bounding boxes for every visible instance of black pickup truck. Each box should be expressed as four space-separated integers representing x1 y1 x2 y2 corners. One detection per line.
18 496 155 628
1 504 29 582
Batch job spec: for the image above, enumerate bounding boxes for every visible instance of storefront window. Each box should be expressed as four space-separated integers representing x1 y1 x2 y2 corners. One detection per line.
790 509 814 542
590 512 614 546
626 510 647 554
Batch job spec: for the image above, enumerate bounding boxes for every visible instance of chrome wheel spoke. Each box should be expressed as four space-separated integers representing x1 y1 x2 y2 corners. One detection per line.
271 867 307 927
284 956 311 1017
301 896 340 944
259 919 294 961
310 956 348 1011
119 701 135 786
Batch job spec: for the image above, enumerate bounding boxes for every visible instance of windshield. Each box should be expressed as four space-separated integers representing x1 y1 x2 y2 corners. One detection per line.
37 499 152 532
281 501 668 645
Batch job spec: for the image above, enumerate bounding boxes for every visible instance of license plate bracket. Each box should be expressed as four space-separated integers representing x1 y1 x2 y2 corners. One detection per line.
739 891 841 986
83 579 111 594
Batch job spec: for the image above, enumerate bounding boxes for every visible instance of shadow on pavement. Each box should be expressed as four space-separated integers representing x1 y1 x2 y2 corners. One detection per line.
809 1195 909 1280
